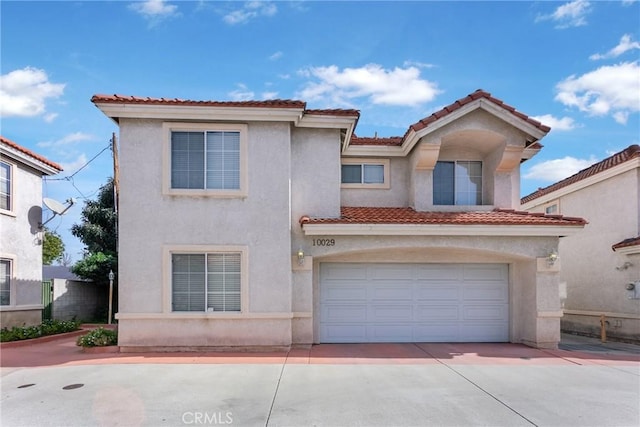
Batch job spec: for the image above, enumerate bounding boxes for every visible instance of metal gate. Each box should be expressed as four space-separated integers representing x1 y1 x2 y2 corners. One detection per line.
42 280 53 321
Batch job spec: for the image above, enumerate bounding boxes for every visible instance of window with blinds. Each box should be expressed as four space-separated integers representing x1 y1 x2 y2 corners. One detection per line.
433 160 482 205
0 162 11 211
171 253 241 312
171 131 240 190
0 259 11 306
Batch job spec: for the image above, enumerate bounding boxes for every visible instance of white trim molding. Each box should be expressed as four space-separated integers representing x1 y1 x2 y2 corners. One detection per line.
116 311 312 320
302 223 584 237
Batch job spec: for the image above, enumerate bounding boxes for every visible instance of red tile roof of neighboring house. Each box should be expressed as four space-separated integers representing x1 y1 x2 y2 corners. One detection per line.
0 135 63 171
305 109 360 117
300 207 586 227
612 236 640 251
521 144 640 204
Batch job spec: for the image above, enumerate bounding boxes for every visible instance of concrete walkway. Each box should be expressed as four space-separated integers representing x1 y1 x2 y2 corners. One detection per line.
1 333 638 427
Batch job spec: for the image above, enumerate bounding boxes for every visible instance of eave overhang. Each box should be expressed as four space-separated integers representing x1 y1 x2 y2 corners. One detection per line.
0 145 62 175
301 223 584 237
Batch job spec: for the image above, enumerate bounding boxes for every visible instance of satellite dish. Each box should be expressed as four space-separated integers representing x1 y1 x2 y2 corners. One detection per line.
43 198 68 215
40 197 75 228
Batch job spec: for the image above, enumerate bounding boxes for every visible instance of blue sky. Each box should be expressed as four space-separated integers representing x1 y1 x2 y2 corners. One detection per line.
1 0 639 261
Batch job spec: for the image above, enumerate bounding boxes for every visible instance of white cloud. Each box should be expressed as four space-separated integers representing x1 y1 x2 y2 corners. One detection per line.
536 0 591 29
0 67 65 118
590 34 640 60
524 156 597 181
59 153 88 174
228 83 255 101
403 60 435 69
129 0 179 26
269 51 283 61
261 91 278 100
555 61 640 124
622 0 637 5
223 1 277 25
530 114 577 131
297 64 441 107
37 132 95 148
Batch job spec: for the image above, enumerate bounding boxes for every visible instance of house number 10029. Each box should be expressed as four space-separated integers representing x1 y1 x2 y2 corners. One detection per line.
312 238 336 247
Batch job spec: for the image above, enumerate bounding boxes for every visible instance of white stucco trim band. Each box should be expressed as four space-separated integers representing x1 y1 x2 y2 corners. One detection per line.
0 146 61 176
302 224 584 237
613 245 640 256
116 312 312 320
563 309 640 320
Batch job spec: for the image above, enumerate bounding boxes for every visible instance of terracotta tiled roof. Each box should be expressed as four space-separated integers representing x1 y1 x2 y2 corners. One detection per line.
521 144 640 204
305 109 360 117
404 89 551 139
300 207 586 226
351 136 403 146
0 135 63 171
612 236 640 251
91 94 307 109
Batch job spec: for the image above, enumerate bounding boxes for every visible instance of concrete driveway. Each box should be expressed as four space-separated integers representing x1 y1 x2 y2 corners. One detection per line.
1 335 638 427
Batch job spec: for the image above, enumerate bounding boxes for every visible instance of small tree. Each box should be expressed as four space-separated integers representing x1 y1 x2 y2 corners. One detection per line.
42 228 65 265
71 178 117 285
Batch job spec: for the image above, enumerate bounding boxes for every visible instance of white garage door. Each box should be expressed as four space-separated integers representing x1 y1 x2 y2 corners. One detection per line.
319 263 509 343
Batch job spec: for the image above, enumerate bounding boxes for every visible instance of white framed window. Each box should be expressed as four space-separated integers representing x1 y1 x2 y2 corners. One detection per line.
163 123 248 197
0 161 12 213
0 258 12 306
544 201 560 215
341 158 390 189
434 160 482 205
163 245 248 314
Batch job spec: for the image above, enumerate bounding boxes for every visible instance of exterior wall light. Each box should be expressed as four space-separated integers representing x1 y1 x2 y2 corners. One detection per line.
297 248 305 266
627 281 640 299
547 250 558 267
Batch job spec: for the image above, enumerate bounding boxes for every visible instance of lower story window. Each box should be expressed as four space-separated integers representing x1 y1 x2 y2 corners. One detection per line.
0 259 11 305
171 253 241 312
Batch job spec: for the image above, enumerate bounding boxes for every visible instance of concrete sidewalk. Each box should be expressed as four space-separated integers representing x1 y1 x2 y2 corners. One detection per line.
1 334 639 427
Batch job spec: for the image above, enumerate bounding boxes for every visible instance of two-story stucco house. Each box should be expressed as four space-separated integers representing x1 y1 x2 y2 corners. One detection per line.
92 89 585 351
0 136 63 328
521 145 640 342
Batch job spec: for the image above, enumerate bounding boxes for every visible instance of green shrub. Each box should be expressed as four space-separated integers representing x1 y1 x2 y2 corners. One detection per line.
0 319 80 342
76 327 117 347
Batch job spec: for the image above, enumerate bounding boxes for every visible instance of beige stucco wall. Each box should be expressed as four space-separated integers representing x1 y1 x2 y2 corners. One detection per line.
0 161 44 327
525 167 640 341
116 119 294 347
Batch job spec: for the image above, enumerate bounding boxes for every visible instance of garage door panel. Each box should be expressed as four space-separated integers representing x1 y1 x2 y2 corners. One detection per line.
371 284 413 300
322 264 367 280
417 265 461 281
415 305 460 321
463 284 508 301
322 284 367 301
463 265 507 281
322 304 367 322
462 305 508 321
320 263 509 343
415 285 459 300
369 304 413 321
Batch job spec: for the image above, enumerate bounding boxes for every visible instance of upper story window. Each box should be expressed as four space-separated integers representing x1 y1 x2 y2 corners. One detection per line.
341 158 390 189
434 160 482 205
172 252 241 312
163 123 248 197
0 161 12 212
545 201 560 214
0 258 11 306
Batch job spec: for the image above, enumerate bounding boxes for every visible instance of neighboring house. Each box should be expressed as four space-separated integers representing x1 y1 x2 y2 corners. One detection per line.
92 89 585 351
521 145 640 342
42 265 106 322
0 136 63 328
